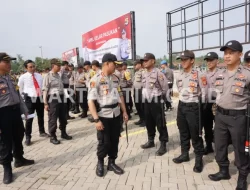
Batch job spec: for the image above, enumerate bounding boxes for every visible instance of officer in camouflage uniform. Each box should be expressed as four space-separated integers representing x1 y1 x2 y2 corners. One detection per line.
43 59 72 145
88 53 128 177
208 40 250 190
140 53 169 156
133 60 145 127
0 53 34 184
173 50 207 173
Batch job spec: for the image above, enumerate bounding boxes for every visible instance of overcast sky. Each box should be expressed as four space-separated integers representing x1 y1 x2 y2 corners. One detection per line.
0 0 249 60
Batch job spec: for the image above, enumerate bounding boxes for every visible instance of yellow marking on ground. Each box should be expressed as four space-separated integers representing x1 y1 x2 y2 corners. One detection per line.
122 120 176 138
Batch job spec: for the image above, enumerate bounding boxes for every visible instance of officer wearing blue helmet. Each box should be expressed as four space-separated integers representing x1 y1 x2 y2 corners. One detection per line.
160 60 174 111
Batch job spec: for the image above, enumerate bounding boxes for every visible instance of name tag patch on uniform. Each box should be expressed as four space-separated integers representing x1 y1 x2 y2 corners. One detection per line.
190 87 194 92
0 83 7 89
238 74 245 79
192 73 197 79
201 76 207 85
90 82 96 88
159 75 164 80
103 89 108 95
100 78 106 83
235 82 242 87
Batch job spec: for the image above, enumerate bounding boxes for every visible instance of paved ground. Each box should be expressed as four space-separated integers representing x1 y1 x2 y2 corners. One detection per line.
0 97 249 190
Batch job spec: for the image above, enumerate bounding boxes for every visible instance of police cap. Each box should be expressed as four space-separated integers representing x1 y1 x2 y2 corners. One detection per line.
50 58 61 66
140 53 156 61
220 40 243 52
176 50 195 60
244 50 250 61
0 53 16 62
204 52 219 60
102 53 122 65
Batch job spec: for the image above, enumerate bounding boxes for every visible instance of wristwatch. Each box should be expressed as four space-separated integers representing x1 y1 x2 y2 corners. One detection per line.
94 118 100 123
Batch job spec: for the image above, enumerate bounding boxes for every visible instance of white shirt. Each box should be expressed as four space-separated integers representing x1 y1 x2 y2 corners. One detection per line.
18 72 43 97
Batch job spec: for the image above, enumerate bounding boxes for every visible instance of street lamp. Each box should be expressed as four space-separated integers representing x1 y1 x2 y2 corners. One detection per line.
39 46 43 64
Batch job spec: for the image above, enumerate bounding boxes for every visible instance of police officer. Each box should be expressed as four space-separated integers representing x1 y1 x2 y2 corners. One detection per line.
243 50 250 68
60 61 75 120
91 60 101 75
84 60 95 86
120 29 130 61
121 62 132 118
203 52 219 155
173 50 207 173
208 41 249 190
140 53 169 156
0 53 34 184
74 65 88 118
43 59 72 145
133 60 145 127
88 53 128 177
160 60 174 111
69 64 76 112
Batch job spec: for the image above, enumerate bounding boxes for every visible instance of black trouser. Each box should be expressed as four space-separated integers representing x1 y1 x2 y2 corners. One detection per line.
165 83 173 109
69 85 75 110
63 84 71 117
0 105 24 165
97 116 121 160
177 101 204 156
75 87 88 112
48 95 67 137
215 108 249 175
202 103 214 145
128 90 133 111
144 96 169 142
24 96 45 139
134 88 144 121
122 91 131 117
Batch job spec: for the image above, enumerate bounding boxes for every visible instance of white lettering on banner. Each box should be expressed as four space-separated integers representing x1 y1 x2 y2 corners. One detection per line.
89 28 118 42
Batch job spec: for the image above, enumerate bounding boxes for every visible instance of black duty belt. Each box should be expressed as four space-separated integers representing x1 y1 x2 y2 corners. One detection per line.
217 106 246 116
179 101 197 107
100 103 118 109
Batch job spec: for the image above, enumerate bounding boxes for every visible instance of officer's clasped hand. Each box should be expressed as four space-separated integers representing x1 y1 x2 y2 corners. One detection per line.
95 121 104 131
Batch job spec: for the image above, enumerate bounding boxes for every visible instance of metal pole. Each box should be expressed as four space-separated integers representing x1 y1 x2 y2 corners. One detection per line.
245 0 247 42
39 46 43 64
219 0 222 46
184 9 187 50
198 0 201 49
181 9 183 51
201 2 204 49
223 0 225 45
169 13 173 69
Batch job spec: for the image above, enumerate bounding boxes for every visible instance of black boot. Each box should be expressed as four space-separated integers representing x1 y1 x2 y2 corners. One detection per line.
134 120 142 125
204 144 214 155
25 137 31 146
139 120 145 127
173 153 190 164
140 141 155 149
50 136 60 145
156 142 167 156
80 111 87 118
96 159 104 177
67 115 75 120
236 174 247 190
107 159 124 175
3 163 12 184
61 131 72 140
73 107 80 114
193 156 203 173
14 157 35 168
208 166 231 181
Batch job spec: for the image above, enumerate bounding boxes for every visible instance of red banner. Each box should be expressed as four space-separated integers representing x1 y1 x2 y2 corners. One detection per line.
82 12 133 62
62 48 78 67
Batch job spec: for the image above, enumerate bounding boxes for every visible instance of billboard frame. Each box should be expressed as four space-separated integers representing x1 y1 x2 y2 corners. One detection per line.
166 0 250 68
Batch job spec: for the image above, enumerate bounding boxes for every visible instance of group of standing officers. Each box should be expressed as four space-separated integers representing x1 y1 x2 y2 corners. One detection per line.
0 39 250 190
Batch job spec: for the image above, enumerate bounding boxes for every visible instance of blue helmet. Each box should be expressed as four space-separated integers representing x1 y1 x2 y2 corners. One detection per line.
160 60 167 65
